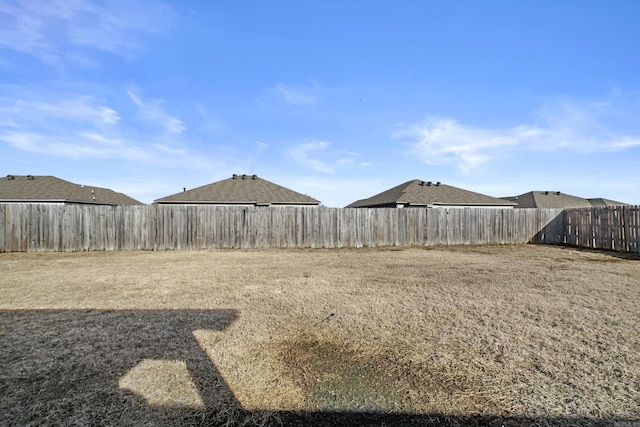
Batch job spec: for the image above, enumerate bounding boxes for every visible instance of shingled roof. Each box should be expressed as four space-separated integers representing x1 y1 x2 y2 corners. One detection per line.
154 174 320 206
502 191 630 208
0 175 142 205
346 180 516 208
586 198 631 207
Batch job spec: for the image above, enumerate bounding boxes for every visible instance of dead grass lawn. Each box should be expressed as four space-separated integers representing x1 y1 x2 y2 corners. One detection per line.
1 244 639 426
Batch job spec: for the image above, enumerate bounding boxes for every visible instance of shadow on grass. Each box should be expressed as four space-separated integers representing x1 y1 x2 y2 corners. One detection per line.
553 244 640 261
0 309 635 427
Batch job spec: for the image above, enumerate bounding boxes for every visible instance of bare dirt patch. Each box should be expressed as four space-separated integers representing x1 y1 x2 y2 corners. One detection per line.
1 244 639 426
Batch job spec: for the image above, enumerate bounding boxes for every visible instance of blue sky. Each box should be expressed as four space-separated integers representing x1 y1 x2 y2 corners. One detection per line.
1 0 639 207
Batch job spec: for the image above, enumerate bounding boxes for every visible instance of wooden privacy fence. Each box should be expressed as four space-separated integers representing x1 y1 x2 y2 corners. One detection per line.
0 204 566 252
564 206 640 253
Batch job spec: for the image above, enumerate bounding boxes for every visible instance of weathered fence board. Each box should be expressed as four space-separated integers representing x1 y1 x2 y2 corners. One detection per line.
0 205 5 252
2 204 636 253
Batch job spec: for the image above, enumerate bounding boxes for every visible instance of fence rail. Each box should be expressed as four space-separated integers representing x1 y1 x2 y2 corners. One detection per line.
0 204 566 252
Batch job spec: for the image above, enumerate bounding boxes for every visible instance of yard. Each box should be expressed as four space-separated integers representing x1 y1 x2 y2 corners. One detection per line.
1 245 638 426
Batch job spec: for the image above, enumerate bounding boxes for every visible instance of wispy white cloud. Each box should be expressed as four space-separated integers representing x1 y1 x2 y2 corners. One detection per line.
272 82 319 106
77 132 122 145
0 117 19 128
0 131 146 160
396 96 640 172
532 97 640 151
394 117 529 172
287 139 361 173
288 140 334 173
255 141 268 153
127 90 185 134
1 126 216 169
0 87 205 167
3 97 121 125
0 0 173 66
194 103 224 133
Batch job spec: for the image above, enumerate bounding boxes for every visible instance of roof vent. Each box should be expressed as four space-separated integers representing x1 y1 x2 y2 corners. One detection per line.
436 182 441 186
556 191 561 195
27 175 35 180
252 174 257 180
427 181 432 186
242 174 247 179
544 191 549 195
183 187 186 192
6 174 14 180
232 174 237 179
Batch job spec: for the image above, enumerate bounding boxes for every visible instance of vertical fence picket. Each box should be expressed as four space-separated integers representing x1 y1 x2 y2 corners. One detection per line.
0 204 5 252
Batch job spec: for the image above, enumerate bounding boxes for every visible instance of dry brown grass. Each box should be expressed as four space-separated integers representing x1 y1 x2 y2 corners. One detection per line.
1 244 639 426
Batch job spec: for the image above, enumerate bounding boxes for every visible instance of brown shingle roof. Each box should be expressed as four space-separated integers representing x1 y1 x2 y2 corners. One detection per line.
0 175 142 205
501 191 630 208
346 180 516 208
154 174 320 206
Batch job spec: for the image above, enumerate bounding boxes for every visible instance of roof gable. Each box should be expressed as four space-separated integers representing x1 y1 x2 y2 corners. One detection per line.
154 174 320 206
346 180 516 208
0 175 142 205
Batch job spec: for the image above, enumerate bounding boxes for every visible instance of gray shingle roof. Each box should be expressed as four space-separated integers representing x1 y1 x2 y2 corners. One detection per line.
346 180 516 208
0 175 142 205
154 174 320 206
502 191 589 208
587 198 630 207
502 191 630 208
